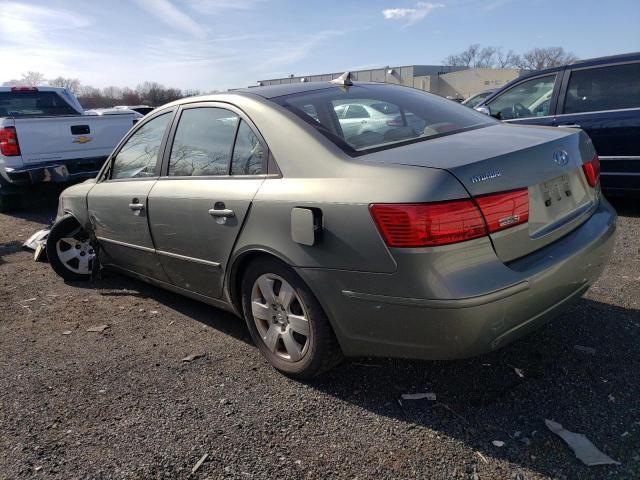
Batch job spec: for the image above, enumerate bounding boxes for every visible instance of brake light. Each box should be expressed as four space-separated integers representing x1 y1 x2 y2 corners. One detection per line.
10 86 38 92
370 200 487 247
0 127 20 156
582 154 600 188
370 189 529 247
474 188 529 233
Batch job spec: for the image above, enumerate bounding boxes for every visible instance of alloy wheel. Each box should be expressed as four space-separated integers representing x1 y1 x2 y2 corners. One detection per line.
55 227 95 276
250 273 311 362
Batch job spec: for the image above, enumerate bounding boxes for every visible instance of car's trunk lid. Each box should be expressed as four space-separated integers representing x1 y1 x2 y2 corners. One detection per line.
364 123 599 262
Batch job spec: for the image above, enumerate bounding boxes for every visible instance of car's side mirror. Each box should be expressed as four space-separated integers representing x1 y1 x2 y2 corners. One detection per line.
475 105 491 116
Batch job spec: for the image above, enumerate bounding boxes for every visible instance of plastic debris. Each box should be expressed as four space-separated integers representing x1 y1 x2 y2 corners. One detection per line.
492 440 505 447
182 353 205 362
545 419 620 466
574 345 596 355
401 392 436 401
514 368 525 378
86 324 110 333
475 451 489 463
191 453 208 474
23 229 49 250
62 330 72 335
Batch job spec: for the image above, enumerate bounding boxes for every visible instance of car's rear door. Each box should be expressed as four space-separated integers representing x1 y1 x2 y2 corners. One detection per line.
87 110 174 281
553 60 640 191
148 103 267 299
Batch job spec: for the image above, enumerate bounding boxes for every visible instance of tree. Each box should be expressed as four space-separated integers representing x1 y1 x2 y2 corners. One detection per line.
20 71 46 86
445 44 481 67
49 77 81 94
495 48 522 68
518 47 579 70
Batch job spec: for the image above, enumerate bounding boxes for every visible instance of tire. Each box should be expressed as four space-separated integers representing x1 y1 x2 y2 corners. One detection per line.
241 257 342 379
46 215 95 282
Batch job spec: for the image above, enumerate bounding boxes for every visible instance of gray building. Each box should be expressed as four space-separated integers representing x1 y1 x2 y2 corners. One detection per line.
256 64 525 99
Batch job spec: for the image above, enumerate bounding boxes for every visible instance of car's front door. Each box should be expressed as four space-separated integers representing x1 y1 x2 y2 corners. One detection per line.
87 110 173 281
484 72 561 127
148 104 267 299
553 61 640 189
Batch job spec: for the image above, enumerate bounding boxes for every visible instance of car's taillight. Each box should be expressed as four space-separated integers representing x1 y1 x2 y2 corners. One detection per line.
0 127 20 156
474 188 529 233
370 189 530 247
582 154 600 188
370 200 488 247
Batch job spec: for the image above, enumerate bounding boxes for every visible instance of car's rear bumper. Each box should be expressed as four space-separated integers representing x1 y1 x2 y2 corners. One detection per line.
0 157 106 188
297 199 617 360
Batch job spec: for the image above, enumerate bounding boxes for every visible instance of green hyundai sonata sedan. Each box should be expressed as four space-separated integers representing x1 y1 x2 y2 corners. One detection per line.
48 77 616 378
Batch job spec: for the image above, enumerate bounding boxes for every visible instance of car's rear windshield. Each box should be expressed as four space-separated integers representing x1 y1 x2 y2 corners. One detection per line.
0 91 79 117
272 84 495 155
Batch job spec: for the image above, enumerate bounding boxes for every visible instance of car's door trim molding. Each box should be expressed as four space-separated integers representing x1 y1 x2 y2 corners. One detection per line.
97 236 156 253
156 249 222 268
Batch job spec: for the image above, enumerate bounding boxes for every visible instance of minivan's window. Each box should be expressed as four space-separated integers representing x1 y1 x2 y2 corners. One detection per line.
0 91 78 116
231 121 265 175
486 74 556 119
169 108 239 177
563 63 640 114
273 84 494 154
111 112 171 179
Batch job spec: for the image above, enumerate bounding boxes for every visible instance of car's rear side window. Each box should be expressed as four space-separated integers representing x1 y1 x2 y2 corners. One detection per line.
272 84 494 155
231 120 265 175
169 108 239 177
0 91 78 116
563 63 640 114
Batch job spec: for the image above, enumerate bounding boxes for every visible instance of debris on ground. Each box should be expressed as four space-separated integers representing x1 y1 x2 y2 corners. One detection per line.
401 392 436 401
23 229 49 250
545 419 620 466
492 440 505 447
62 330 72 335
574 345 596 355
182 353 205 362
475 451 489 463
191 453 208 474
514 368 525 378
86 325 110 333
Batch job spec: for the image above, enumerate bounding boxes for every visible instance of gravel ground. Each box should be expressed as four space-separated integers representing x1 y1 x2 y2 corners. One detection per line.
0 193 638 480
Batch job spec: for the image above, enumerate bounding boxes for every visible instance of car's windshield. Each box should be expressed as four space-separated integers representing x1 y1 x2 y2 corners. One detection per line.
0 91 79 116
463 91 492 108
272 84 495 154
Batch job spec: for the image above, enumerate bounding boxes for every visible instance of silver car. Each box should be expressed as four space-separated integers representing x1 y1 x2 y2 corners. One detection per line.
48 80 616 378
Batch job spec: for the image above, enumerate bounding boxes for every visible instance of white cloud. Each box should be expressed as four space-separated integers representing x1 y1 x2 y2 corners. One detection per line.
382 2 443 25
134 0 207 39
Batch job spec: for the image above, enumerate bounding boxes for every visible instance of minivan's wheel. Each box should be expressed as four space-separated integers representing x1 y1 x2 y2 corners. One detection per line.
241 258 342 379
46 215 95 282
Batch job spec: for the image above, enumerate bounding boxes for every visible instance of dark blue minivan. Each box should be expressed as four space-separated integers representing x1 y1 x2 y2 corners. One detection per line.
475 52 640 195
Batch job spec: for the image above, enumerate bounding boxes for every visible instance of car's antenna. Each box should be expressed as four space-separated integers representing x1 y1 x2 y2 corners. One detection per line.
330 71 354 86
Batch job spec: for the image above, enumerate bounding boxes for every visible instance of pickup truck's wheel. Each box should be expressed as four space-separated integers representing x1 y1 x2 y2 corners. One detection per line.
46 215 94 282
241 258 342 379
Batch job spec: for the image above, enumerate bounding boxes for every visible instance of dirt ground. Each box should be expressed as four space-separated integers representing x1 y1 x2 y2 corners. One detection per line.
0 192 639 480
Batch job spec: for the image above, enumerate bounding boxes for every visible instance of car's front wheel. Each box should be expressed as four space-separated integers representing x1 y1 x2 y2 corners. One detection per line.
241 258 342 379
46 215 95 282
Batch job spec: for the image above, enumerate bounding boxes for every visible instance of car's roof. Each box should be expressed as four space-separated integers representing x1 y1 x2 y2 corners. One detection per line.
235 81 385 99
518 51 640 79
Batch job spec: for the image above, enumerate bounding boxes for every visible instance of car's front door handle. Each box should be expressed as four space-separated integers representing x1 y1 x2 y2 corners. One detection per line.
208 208 235 218
129 203 145 211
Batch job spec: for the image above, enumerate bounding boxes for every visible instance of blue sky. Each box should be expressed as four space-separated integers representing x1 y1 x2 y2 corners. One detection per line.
1 0 638 91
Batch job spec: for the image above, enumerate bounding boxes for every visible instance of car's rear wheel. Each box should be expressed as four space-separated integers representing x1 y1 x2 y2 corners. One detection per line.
241 258 342 379
46 215 95 282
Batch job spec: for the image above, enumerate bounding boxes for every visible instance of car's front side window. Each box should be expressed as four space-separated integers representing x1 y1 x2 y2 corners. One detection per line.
487 74 557 119
563 63 640 114
168 108 239 177
111 112 171 179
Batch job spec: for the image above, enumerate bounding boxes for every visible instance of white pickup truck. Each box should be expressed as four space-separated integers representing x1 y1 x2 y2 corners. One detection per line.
0 86 141 205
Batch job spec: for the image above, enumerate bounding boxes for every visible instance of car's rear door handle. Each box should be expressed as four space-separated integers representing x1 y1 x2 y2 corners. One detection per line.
208 208 235 217
129 203 145 211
